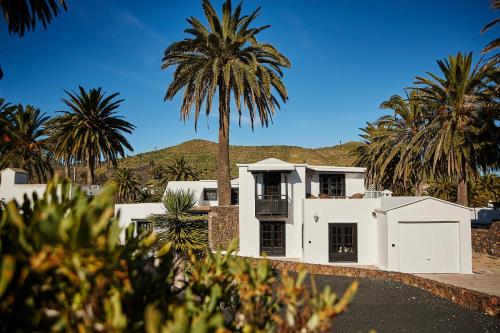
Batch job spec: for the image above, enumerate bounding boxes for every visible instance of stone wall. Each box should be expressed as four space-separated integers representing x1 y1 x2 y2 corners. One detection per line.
245 258 500 317
208 206 239 250
472 222 500 257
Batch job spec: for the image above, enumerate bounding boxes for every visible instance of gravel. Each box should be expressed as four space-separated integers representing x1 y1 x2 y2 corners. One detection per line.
304 274 500 332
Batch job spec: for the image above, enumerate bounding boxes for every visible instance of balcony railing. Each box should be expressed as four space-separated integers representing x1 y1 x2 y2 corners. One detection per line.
255 195 288 217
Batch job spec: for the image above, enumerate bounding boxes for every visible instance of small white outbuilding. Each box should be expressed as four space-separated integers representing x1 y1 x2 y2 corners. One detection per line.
375 197 472 274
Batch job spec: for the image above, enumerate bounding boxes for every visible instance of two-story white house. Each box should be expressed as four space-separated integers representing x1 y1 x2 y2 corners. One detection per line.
237 158 472 274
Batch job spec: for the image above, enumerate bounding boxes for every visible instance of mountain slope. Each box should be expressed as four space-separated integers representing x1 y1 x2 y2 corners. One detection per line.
95 139 363 182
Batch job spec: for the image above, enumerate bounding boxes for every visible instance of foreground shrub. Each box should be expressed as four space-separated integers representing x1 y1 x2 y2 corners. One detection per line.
0 178 357 332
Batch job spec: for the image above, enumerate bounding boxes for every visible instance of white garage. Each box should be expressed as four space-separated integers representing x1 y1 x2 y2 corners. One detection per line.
376 197 472 274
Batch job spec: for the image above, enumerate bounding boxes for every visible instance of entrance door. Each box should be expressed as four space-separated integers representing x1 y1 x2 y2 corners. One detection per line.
399 222 459 273
329 223 358 262
260 221 286 256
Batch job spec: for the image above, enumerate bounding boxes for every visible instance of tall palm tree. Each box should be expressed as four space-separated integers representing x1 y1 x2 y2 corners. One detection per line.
52 86 135 185
107 167 141 203
159 156 199 185
0 104 52 181
45 114 73 177
1 0 67 37
481 0 500 54
353 91 428 195
413 52 499 206
162 0 290 206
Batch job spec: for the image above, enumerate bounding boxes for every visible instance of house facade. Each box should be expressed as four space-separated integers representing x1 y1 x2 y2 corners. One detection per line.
237 158 472 274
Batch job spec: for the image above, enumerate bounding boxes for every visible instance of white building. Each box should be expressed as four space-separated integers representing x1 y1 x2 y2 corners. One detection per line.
0 168 101 205
114 179 239 242
237 158 472 274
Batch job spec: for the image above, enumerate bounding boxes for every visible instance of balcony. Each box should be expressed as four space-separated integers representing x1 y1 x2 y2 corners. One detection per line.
255 195 288 217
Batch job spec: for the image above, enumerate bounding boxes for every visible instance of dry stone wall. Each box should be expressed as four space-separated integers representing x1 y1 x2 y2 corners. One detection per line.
472 222 499 257
208 206 239 250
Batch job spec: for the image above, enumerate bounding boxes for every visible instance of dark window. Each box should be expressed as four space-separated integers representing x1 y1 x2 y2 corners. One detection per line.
133 219 153 236
231 188 239 205
320 174 345 198
204 188 217 201
263 172 281 196
328 223 357 262
260 221 286 256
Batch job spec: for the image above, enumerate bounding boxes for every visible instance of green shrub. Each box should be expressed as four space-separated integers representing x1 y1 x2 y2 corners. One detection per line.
0 178 357 332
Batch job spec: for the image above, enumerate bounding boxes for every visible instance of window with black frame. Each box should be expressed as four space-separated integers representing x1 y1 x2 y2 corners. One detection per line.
203 188 217 201
319 174 345 198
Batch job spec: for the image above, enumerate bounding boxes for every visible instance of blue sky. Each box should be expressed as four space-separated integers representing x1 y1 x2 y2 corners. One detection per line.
0 0 496 155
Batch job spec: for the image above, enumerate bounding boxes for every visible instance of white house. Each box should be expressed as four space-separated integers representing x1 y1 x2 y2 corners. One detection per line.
0 168 101 205
237 158 472 274
114 179 239 242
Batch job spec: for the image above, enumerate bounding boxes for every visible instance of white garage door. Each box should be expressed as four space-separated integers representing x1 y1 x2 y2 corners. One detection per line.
398 222 459 273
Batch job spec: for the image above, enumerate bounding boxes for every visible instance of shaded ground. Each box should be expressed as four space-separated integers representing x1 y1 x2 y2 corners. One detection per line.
418 253 500 297
308 275 500 332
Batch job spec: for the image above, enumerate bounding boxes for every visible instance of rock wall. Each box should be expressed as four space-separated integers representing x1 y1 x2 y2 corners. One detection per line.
472 222 500 257
208 206 239 251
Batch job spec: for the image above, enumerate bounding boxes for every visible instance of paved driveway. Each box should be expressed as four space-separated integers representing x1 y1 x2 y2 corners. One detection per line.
309 275 500 332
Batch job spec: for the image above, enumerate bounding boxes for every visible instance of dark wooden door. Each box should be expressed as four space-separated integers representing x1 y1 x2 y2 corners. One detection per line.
263 172 281 196
328 223 357 262
260 221 286 256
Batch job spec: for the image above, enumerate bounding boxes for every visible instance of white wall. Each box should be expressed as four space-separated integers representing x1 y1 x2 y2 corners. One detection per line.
0 183 48 204
114 203 166 243
383 199 472 274
376 213 388 269
302 198 380 265
238 166 306 259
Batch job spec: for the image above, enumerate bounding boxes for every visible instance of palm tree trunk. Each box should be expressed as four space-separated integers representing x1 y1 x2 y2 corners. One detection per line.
457 178 468 206
87 153 95 185
64 158 70 178
217 84 231 206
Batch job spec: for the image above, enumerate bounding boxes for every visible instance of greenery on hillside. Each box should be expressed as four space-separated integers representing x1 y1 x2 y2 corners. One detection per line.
91 139 362 183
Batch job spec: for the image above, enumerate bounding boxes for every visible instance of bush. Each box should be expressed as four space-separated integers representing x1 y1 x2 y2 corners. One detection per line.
0 178 357 332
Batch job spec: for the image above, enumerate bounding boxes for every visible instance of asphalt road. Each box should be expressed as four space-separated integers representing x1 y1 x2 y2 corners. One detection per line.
307 275 500 333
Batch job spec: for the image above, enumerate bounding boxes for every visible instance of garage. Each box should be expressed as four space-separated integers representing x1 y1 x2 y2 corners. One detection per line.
375 196 472 274
398 222 459 273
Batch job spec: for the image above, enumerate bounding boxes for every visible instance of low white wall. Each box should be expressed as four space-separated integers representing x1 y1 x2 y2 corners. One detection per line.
302 198 380 265
114 203 166 243
384 199 472 274
0 184 47 204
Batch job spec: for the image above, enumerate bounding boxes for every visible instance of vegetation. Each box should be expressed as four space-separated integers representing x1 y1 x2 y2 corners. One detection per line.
162 0 291 206
0 104 52 181
0 178 357 332
159 156 199 185
94 139 361 184
353 53 499 205
0 0 68 79
49 86 135 185
481 0 499 55
107 167 142 203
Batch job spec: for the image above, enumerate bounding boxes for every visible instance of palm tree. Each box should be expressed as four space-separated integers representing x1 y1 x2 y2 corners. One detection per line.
474 174 500 204
107 167 141 203
162 0 290 206
427 178 458 202
52 86 135 185
481 0 500 54
413 52 499 206
1 0 67 37
45 114 73 177
353 91 428 195
0 104 52 181
0 98 13 145
159 156 199 185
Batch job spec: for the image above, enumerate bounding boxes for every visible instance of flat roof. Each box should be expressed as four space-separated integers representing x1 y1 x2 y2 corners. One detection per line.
307 165 366 173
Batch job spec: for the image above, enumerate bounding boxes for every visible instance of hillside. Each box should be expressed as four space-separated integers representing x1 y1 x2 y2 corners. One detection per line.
93 139 363 183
